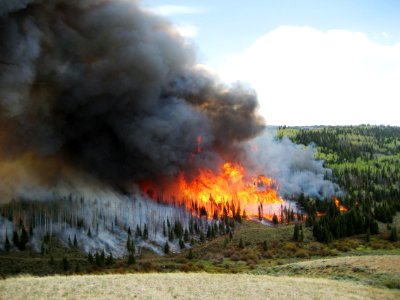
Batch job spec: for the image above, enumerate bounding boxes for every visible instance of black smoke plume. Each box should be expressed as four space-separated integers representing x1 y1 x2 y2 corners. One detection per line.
0 0 264 199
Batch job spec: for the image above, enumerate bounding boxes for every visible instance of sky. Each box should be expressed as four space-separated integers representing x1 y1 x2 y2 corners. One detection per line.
141 0 400 126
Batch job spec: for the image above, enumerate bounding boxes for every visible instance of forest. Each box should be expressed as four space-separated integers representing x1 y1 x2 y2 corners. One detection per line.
1 125 399 279
278 125 400 242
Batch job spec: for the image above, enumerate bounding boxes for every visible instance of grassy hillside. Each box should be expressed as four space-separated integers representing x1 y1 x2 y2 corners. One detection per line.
1 273 399 300
2 219 399 278
268 255 400 289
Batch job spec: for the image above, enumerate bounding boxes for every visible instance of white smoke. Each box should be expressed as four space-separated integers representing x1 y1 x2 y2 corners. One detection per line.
247 128 340 198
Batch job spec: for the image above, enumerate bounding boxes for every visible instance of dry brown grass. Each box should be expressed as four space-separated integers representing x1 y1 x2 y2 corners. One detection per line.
268 254 400 289
1 272 399 300
291 255 400 274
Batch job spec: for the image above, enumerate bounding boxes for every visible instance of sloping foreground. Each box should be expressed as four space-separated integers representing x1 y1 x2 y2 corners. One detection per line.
1 273 399 300
280 255 400 273
268 255 400 289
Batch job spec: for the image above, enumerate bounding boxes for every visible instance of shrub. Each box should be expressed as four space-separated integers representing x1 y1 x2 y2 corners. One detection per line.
295 248 309 258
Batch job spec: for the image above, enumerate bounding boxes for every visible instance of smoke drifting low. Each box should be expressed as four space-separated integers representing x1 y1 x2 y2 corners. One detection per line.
246 129 340 198
0 0 264 200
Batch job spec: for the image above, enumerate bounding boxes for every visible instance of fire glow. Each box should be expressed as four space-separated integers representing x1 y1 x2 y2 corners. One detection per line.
316 197 348 217
141 162 284 220
334 197 348 213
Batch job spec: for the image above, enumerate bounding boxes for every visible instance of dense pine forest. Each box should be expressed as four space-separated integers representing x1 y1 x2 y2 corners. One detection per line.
278 125 400 242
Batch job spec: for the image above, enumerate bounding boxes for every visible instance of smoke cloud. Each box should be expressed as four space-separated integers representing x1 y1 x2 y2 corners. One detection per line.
0 1 341 256
246 129 340 198
0 0 264 200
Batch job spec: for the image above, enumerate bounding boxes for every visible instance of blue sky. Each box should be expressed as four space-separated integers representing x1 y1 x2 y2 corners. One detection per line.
141 1 400 125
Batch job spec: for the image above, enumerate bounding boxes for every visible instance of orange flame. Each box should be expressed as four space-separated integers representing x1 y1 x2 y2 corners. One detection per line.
178 162 281 207
334 197 348 212
316 197 347 217
140 162 284 220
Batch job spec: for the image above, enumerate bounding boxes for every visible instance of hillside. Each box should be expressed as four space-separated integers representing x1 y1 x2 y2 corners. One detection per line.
1 125 400 298
268 255 400 289
277 125 400 243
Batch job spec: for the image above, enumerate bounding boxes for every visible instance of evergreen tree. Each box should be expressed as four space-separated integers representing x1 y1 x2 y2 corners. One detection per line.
62 257 69 271
179 238 185 249
183 229 190 242
126 236 135 254
18 227 29 250
41 242 47 255
371 220 379 235
73 234 78 248
272 214 278 225
174 221 183 239
100 250 105 263
95 251 101 266
135 225 142 238
12 230 19 247
262 240 268 251
389 227 398 242
199 206 208 217
4 233 10 252
75 263 81 273
168 229 174 241
163 221 167 237
305 215 314 227
213 210 219 220
187 248 194 260
127 253 136 265
88 251 94 263
229 219 235 229
239 237 244 249
290 209 295 222
212 223 217 238
127 226 132 236
106 253 114 265
164 241 170 254
235 210 242 223
143 224 149 240
127 236 132 252
206 226 211 239
87 227 92 238
293 224 299 241
130 240 135 255
300 226 304 242
199 231 205 243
